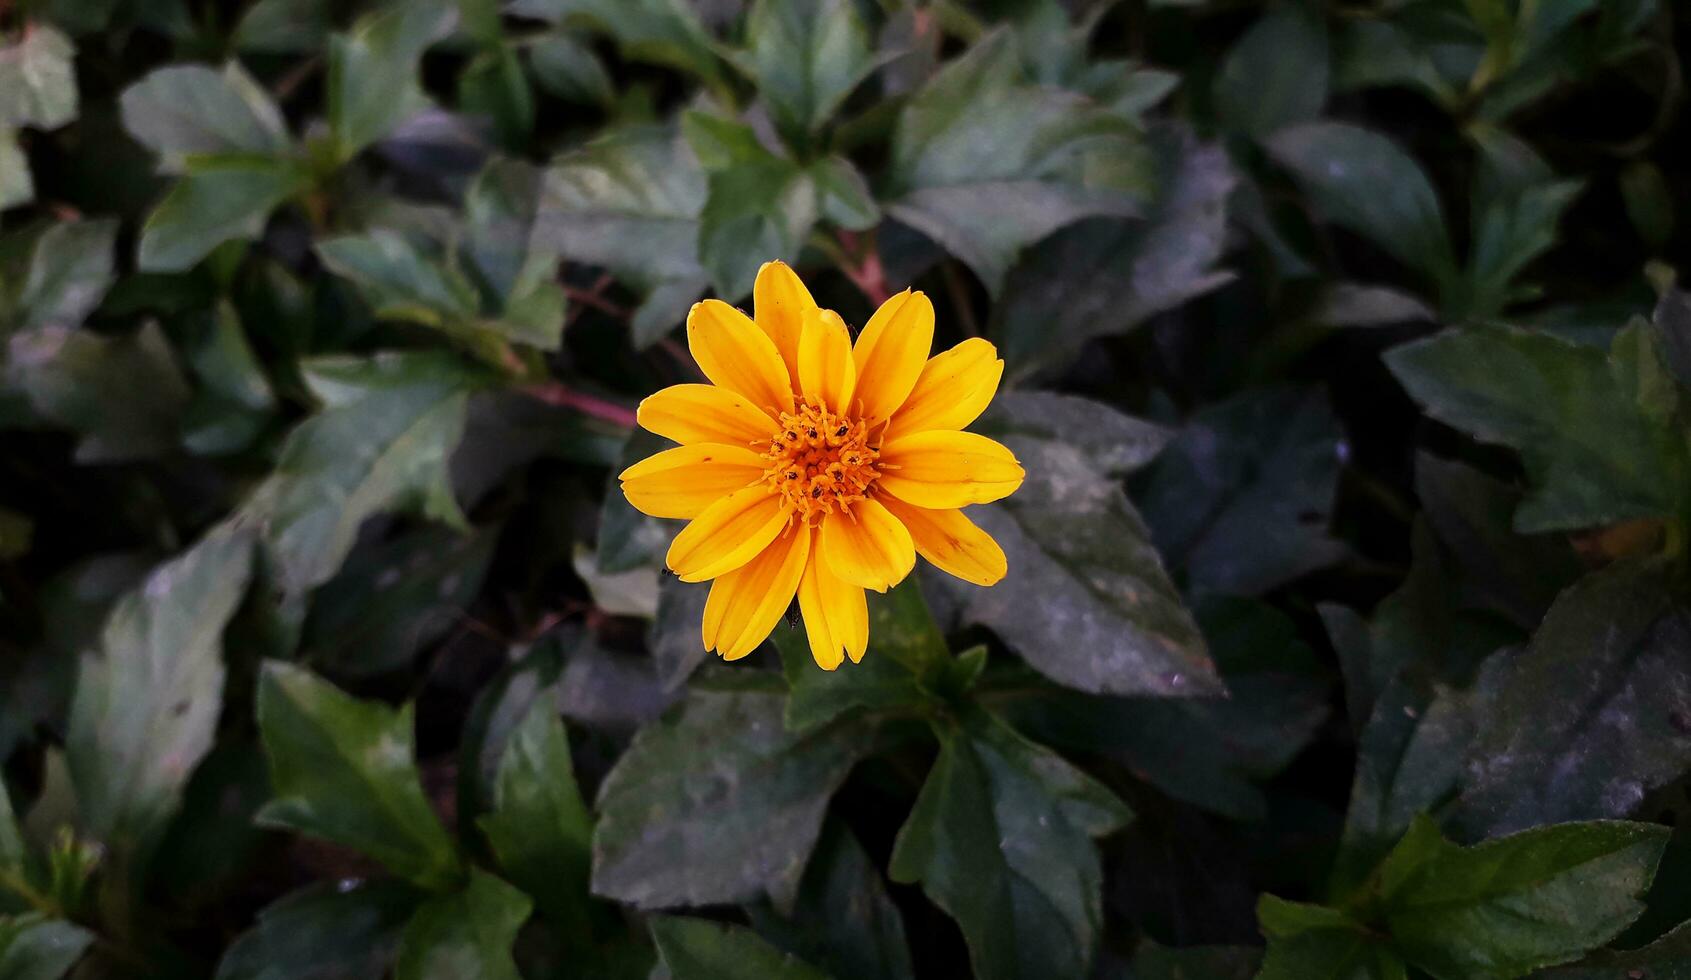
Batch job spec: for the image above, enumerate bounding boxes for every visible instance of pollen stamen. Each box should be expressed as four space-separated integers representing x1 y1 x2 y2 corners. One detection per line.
761 401 880 522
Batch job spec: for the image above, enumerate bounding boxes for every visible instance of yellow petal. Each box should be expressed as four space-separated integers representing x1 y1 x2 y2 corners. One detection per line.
619 444 767 519
878 494 1008 586
797 551 868 670
876 431 1024 508
701 523 810 660
636 383 777 447
886 338 1004 439
666 485 790 582
820 496 915 592
852 290 934 422
753 260 815 384
687 300 794 415
798 308 857 414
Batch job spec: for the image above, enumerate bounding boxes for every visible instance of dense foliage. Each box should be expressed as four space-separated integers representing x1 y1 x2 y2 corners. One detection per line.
1 0 1688 977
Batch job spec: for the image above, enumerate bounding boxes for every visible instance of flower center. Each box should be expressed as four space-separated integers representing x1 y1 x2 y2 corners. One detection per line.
761 401 879 522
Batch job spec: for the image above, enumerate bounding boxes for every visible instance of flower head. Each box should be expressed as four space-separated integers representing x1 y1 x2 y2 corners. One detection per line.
620 262 1023 669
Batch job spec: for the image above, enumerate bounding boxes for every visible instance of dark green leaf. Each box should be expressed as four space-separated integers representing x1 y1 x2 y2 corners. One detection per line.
242 351 483 594
685 112 816 298
1136 386 1347 597
648 576 710 692
394 870 531 980
971 391 1171 476
1267 121 1456 285
998 598 1329 821
65 527 252 862
1128 942 1260 980
316 231 481 328
301 525 495 678
741 0 876 136
1380 815 1668 978
1212 6 1328 139
1538 919 1691 978
477 700 593 936
1387 324 1689 532
0 915 93 980
458 47 535 152
233 0 332 53
9 219 118 331
889 708 1130 980
509 0 721 81
182 300 278 455
327 0 453 162
214 881 420 980
650 916 830 980
886 31 1139 294
255 661 462 889
748 820 915 980
943 415 1215 696
534 125 708 346
0 131 30 209
4 322 189 462
119 63 291 173
456 641 563 832
0 26 77 130
992 127 1233 383
526 33 613 105
137 157 313 273
774 580 940 734
592 684 869 909
1453 561 1691 838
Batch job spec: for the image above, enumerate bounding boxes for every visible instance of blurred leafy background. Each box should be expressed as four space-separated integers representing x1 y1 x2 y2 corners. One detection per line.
1 0 1689 976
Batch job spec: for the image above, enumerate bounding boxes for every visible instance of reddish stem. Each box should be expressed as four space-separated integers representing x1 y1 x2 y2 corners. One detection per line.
523 382 638 429
836 230 892 306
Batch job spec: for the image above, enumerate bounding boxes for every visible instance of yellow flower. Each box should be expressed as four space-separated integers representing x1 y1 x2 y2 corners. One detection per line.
620 261 1023 670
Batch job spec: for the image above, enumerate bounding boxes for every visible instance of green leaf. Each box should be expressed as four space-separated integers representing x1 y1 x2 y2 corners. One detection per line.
241 351 483 594
972 391 1171 477
1137 386 1348 596
119 62 291 173
0 915 94 980
597 428 674 575
137 157 313 273
889 708 1131 980
255 661 462 889
458 46 534 152
12 218 118 331
476 700 593 937
394 870 531 980
1386 324 1689 532
182 300 278 455
1538 918 1691 978
525 33 612 105
1258 929 1408 980
1267 121 1457 286
0 26 77 130
3 321 190 462
748 820 915 980
65 527 252 863
1452 561 1691 838
214 881 420 980
886 30 1140 295
999 598 1329 821
592 684 869 909
455 642 563 833
233 0 333 54
0 130 30 209
684 111 816 299
534 124 708 346
509 0 721 81
773 580 942 734
650 917 831 980
1129 942 1260 980
327 0 453 162
1212 6 1328 139
741 0 876 136
1414 453 1583 630
810 155 879 231
991 127 1233 383
317 231 482 327
942 399 1216 696
1379 816 1668 978
1462 176 1583 318
301 525 495 678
